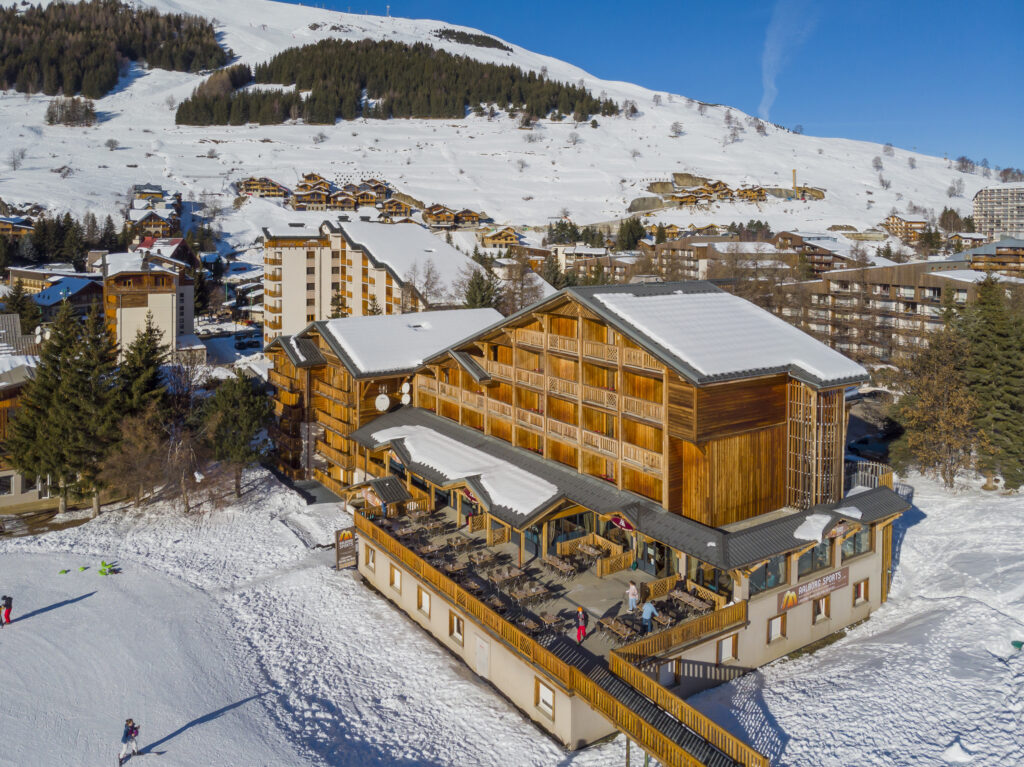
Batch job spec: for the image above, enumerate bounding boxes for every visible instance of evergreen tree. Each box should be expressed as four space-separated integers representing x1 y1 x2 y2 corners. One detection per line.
655 224 667 244
192 268 210 314
540 253 566 290
5 301 81 512
100 215 118 250
202 373 270 497
366 296 383 315
616 217 645 251
119 313 169 417
463 268 498 308
330 290 347 318
4 280 41 335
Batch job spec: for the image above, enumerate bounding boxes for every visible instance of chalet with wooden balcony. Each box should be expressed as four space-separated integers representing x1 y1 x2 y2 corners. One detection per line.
0 216 33 239
481 226 521 248
422 204 456 228
379 199 412 219
270 283 911 766
236 177 290 198
454 209 482 227
645 223 681 239
735 187 767 202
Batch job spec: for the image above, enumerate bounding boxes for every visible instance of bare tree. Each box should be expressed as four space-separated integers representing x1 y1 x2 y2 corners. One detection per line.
105 138 119 151
312 131 327 144
878 174 891 190
567 131 580 146
515 158 527 172
630 148 641 159
907 156 917 170
883 142 895 157
697 102 707 116
670 121 683 137
872 156 883 171
497 253 543 315
165 95 176 111
652 94 662 107
6 148 24 170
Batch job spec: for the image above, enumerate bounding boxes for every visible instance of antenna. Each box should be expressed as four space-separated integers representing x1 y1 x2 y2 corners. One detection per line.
386 4 390 16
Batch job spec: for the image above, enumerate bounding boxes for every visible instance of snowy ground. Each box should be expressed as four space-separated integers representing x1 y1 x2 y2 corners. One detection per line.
2 469 1022 766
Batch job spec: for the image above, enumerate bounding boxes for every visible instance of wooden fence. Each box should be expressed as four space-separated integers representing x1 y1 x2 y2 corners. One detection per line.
684 579 728 610
354 513 764 767
616 601 748 664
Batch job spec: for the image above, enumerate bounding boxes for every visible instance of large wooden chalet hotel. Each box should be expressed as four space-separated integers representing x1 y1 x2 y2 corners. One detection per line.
266 282 910 767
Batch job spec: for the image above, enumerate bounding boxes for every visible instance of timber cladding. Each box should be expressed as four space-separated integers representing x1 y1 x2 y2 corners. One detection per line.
709 424 786 525
694 375 787 442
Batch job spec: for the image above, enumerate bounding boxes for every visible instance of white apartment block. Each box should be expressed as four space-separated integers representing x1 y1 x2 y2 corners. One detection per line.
974 183 1024 239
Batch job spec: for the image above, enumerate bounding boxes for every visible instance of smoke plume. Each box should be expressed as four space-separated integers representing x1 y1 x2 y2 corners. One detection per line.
759 0 819 121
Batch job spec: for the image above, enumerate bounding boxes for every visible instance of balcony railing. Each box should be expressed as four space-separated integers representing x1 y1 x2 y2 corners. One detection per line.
622 395 664 422
312 467 347 497
315 439 354 469
515 369 545 389
266 271 282 282
481 359 513 380
316 408 349 434
582 429 618 457
265 318 282 330
277 389 301 408
515 328 544 347
487 399 513 419
461 390 485 410
548 418 579 442
438 382 460 400
265 287 282 298
582 385 618 410
582 340 619 363
515 407 544 430
621 443 663 472
622 347 662 372
265 256 282 266
313 378 354 406
415 375 438 394
268 369 296 391
547 376 579 398
548 334 578 354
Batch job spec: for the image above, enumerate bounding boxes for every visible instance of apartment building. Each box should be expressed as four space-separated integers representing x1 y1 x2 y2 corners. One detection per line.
882 214 929 242
262 219 478 345
974 183 1024 240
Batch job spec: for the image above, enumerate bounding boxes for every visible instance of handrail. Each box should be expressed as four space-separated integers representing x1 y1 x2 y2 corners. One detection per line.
616 602 748 663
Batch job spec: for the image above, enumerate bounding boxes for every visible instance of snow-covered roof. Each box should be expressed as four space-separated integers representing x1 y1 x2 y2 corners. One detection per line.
932 270 1024 285
104 252 178 277
582 283 866 386
128 207 174 223
33 277 97 306
315 307 501 377
0 215 31 227
332 221 479 303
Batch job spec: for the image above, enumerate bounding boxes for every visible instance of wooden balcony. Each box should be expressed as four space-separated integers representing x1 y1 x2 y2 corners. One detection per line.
582 385 618 410
266 271 282 282
548 334 578 355
265 317 282 330
415 375 437 394
265 256 282 266
621 443 663 472
622 347 662 372
582 429 618 458
515 369 545 389
316 408 349 434
622 395 663 422
269 424 302 453
461 390 485 410
312 378 354 406
265 286 282 298
312 467 347 497
515 407 544 430
487 399 513 419
481 359 513 380
582 340 619 363
438 382 460 400
315 439 355 469
547 376 579 399
548 418 579 442
276 389 301 408
515 328 544 347
268 369 297 391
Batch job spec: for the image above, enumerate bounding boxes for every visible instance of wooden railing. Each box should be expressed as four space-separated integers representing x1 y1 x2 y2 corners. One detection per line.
555 532 623 559
487 399 513 419
313 378 354 406
354 514 757 767
622 443 664 472
461 390 485 410
316 409 348 435
468 514 487 533
597 549 635 577
316 439 354 469
548 334 579 354
265 317 282 330
487 523 510 546
265 271 282 282
276 388 301 408
582 429 619 458
582 385 618 410
609 630 768 767
515 328 544 347
616 601 748 663
646 573 682 600
685 579 728 610
268 370 296 392
515 408 544 430
415 375 437 394
582 340 619 363
481 359 513 380
547 376 579 398
622 347 662 372
438 382 460 400
265 256 282 266
265 286 282 298
622 395 664 422
548 418 579 443
269 425 302 453
312 395 347 421
515 369 545 389
313 467 347 497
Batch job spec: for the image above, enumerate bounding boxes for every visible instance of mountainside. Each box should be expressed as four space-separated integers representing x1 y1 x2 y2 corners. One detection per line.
0 0 993 260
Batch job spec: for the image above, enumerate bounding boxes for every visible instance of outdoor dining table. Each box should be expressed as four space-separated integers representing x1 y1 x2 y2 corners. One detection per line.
670 588 713 612
393 524 416 537
490 566 526 589
598 616 637 643
417 541 446 557
448 536 471 552
510 582 549 607
409 509 430 523
442 560 467 576
539 612 564 632
577 543 604 559
544 556 575 578
469 550 497 567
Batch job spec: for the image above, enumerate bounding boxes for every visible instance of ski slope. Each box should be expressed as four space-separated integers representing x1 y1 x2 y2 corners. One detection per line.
0 0 994 265
1 468 1023 766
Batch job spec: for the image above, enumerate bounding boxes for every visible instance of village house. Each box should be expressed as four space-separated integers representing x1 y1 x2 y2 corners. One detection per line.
0 215 33 239
481 226 520 248
772 231 888 275
236 177 290 198
644 223 682 240
0 314 46 510
266 282 908 766
379 199 412 220
552 243 608 271
6 264 92 294
454 209 482 227
882 214 929 243
735 187 767 202
422 204 456 229
32 276 103 321
947 232 988 251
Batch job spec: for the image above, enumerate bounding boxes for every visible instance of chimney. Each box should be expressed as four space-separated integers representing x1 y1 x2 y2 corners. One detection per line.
792 169 797 190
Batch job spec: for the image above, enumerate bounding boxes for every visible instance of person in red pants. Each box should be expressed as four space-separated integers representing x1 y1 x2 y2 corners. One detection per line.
575 606 588 644
1 594 11 626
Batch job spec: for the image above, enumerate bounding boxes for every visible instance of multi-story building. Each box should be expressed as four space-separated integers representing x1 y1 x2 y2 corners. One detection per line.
0 313 48 509
101 251 202 360
651 238 796 283
0 215 33 239
974 183 1024 240
7 264 95 294
262 219 479 345
773 231 889 274
235 177 290 198
962 236 1024 275
882 214 929 242
267 282 909 766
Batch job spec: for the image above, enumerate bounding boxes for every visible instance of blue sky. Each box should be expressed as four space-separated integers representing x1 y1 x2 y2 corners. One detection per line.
281 0 1024 168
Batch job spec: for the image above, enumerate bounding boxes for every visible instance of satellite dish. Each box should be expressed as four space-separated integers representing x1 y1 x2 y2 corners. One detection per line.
400 393 411 405
374 394 390 412
401 381 411 394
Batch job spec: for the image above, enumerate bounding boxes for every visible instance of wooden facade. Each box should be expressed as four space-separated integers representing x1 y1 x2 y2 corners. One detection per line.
237 177 289 197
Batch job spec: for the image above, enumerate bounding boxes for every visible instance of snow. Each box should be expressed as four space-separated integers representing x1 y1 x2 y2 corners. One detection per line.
321 307 500 375
593 289 867 383
832 505 863 519
933 270 1024 285
792 512 832 541
371 424 558 515
0 354 37 375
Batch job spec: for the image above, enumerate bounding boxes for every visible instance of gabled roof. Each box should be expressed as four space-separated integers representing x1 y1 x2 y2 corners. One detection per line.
33 277 100 306
962 237 1024 258
265 335 326 368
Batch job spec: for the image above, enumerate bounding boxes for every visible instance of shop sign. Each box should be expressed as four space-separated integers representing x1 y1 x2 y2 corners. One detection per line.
462 487 479 504
336 527 357 569
777 567 849 612
361 487 382 507
610 515 635 531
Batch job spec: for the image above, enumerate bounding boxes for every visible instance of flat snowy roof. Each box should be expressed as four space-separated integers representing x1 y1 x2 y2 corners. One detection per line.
314 307 501 377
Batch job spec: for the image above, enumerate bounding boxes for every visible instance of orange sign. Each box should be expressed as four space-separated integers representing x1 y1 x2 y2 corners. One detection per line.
777 567 849 612
361 487 382 507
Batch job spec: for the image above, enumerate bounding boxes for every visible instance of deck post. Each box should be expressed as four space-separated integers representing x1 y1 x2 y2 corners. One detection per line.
625 737 630 767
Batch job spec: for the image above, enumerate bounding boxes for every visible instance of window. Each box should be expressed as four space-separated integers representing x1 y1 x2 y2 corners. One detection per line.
364 545 375 572
0 475 11 495
717 634 738 664
842 526 873 561
812 595 830 624
417 587 431 617
767 614 786 643
389 565 402 593
798 540 833 578
306 314 316 322
448 611 464 645
307 282 316 291
748 554 788 596
534 679 555 720
853 579 869 606
306 266 316 274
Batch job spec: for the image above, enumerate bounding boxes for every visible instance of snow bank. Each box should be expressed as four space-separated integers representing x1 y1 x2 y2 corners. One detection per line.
792 512 832 541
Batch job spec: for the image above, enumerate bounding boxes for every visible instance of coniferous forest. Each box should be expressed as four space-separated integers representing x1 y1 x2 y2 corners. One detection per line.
0 0 228 99
175 39 618 126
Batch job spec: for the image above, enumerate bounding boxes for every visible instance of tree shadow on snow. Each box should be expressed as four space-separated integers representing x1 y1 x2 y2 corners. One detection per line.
891 502 926 573
140 692 269 754
14 591 96 623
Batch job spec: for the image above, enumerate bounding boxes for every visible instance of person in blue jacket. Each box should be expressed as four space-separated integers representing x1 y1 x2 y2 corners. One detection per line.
641 601 660 635
118 718 140 765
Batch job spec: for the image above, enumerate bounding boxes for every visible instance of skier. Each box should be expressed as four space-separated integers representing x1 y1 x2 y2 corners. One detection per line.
575 606 588 644
1 594 11 626
625 581 639 613
641 601 660 635
118 718 140 765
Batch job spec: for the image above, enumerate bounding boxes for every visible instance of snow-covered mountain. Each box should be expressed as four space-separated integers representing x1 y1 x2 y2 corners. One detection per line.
0 0 991 258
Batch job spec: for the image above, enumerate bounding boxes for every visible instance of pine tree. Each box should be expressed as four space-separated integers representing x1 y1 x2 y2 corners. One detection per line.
4 280 42 334
464 268 498 308
655 224 667 244
192 268 210 314
202 373 270 497
5 301 81 512
120 313 169 417
540 253 565 290
100 215 118 250
330 290 347 318
366 296 383 315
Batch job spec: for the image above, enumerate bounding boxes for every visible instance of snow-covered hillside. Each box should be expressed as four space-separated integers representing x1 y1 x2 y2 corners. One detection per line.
0 0 993 261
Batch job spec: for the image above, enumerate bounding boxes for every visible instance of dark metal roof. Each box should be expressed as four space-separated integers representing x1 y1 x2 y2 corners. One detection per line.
263 334 326 368
0 314 39 356
449 350 490 383
366 475 412 505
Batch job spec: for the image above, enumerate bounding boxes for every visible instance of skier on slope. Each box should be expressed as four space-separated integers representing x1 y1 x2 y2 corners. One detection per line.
118 718 140 765
1 594 11 626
